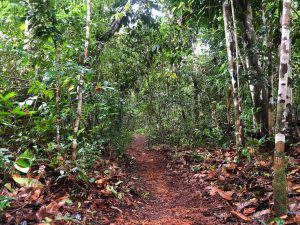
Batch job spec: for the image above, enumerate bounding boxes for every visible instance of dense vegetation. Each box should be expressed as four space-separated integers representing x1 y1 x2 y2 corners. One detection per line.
0 0 299 224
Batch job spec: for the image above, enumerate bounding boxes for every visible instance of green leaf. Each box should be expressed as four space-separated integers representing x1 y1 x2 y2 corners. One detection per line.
68 84 75 91
12 175 43 188
14 163 30 173
4 183 15 192
14 150 35 173
2 92 17 101
0 195 13 212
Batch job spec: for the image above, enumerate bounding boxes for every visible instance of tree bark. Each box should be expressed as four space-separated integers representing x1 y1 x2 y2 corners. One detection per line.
239 0 269 135
191 37 200 125
71 0 91 160
223 0 244 147
273 0 292 216
262 0 275 135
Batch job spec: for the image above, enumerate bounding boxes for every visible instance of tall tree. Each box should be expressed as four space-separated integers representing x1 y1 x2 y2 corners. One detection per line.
223 0 243 147
273 0 292 216
262 0 275 135
191 37 200 125
239 0 269 135
71 0 91 159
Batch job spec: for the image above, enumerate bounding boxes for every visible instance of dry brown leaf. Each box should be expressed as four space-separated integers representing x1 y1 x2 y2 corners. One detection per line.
95 178 108 187
231 210 252 222
236 201 252 212
226 163 237 170
217 189 233 201
251 209 270 219
209 186 218 196
225 191 234 197
101 189 113 196
46 201 61 214
243 207 256 215
31 189 42 201
208 186 232 201
292 185 300 191
285 215 300 224
236 199 258 212
255 161 268 167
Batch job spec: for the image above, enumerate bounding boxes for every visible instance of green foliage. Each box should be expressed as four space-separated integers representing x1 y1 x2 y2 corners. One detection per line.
0 1 299 220
14 150 35 173
0 195 13 212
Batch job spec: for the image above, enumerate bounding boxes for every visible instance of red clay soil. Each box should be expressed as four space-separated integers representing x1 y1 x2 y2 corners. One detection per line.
115 134 220 225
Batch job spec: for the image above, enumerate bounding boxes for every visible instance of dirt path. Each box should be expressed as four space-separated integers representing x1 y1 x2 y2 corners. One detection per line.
117 134 217 225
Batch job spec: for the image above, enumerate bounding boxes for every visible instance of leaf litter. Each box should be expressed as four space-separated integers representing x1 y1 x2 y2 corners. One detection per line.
1 135 300 224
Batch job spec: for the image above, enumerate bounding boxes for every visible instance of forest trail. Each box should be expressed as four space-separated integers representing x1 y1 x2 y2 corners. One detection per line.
116 135 217 225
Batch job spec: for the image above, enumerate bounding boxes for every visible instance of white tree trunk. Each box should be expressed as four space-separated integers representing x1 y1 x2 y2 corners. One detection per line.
223 0 243 147
273 0 292 216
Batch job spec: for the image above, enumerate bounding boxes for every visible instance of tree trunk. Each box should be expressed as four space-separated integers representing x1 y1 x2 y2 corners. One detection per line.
54 43 61 148
226 86 232 130
71 0 91 160
273 0 292 216
262 0 275 135
191 37 200 125
223 0 244 147
239 0 269 135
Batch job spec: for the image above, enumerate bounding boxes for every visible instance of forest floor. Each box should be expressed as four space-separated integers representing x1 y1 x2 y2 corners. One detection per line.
115 134 219 225
1 135 300 224
113 134 300 225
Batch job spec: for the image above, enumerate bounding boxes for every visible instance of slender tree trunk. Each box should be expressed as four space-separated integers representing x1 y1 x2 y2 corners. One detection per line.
262 0 275 135
273 0 292 216
191 37 200 125
226 86 232 130
192 78 200 124
71 0 91 160
240 0 269 135
54 44 61 147
223 0 243 147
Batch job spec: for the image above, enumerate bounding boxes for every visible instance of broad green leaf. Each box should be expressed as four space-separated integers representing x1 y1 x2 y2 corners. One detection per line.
14 150 34 173
12 175 43 188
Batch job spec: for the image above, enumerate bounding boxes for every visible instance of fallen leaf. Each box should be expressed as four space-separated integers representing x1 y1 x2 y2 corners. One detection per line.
209 186 218 196
4 183 14 192
95 178 108 187
243 207 256 215
236 199 258 212
255 161 268 167
292 185 300 191
31 189 42 201
46 201 60 214
100 189 113 196
251 209 270 219
217 189 233 201
208 186 232 201
12 174 43 188
225 163 237 170
285 215 300 224
231 210 251 222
